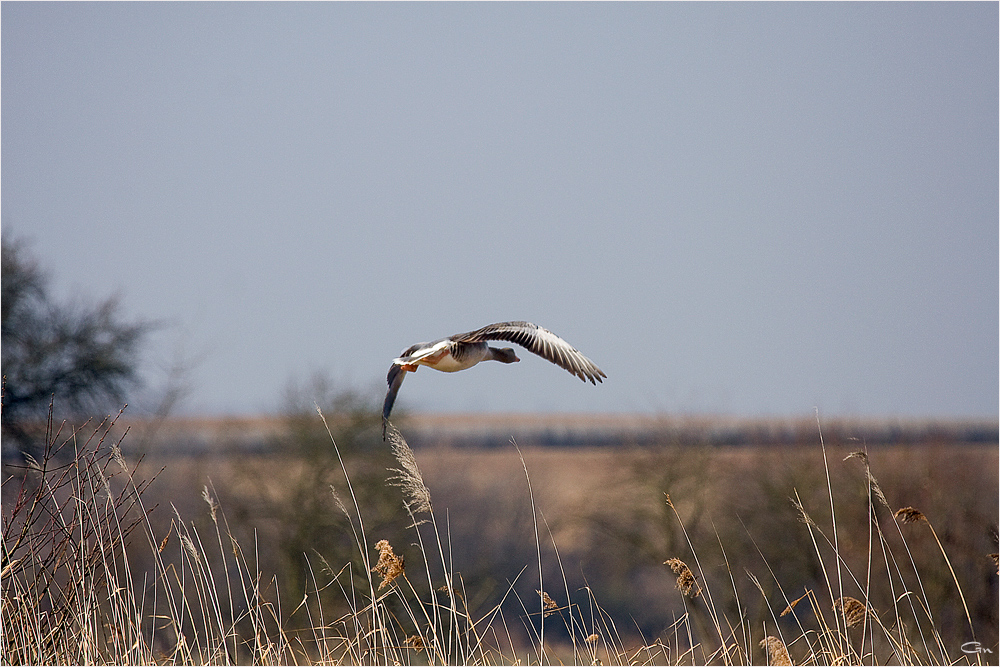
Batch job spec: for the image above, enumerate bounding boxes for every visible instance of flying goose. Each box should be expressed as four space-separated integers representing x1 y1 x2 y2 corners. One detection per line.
382 321 605 437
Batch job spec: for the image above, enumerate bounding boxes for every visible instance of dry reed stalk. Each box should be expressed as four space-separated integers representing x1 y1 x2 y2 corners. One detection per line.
1 412 172 665
664 557 702 598
760 635 793 665
844 451 890 510
894 504 978 642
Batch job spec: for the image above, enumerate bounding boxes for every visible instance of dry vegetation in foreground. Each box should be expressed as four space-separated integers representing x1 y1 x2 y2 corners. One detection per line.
2 407 997 665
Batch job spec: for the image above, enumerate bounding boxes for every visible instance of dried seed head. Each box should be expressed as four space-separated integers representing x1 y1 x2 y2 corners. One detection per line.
111 441 127 469
791 499 819 529
780 591 809 617
760 636 793 666
989 553 999 574
202 485 218 522
844 451 868 464
537 590 559 617
404 635 425 652
585 633 600 644
833 596 874 628
437 584 464 602
844 451 890 509
158 529 171 554
869 479 890 511
894 507 926 524
329 484 349 518
664 558 702 598
179 533 201 565
372 539 405 590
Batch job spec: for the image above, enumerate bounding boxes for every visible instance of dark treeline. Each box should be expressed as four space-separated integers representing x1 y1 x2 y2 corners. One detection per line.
96 414 999 456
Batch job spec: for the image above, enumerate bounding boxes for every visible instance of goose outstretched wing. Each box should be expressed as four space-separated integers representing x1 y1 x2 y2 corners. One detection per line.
452 321 606 384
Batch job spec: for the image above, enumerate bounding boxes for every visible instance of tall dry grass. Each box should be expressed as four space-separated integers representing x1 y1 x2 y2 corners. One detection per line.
2 407 995 664
2 410 297 664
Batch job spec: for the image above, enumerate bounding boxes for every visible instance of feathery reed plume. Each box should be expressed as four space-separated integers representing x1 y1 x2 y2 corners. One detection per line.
328 484 349 518
833 596 874 628
894 506 926 524
385 427 432 516
760 636 793 665
791 497 819 529
177 524 201 565
372 539 405 590
664 558 702 598
537 590 559 617
201 485 219 523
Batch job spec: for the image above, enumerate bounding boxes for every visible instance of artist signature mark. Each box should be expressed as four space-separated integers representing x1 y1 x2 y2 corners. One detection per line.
961 641 993 655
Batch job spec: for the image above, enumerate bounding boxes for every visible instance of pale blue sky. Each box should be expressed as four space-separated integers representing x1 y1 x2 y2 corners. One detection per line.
3 2 997 419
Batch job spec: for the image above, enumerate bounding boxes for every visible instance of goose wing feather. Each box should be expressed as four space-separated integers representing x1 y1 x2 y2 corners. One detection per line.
452 321 606 384
382 364 407 438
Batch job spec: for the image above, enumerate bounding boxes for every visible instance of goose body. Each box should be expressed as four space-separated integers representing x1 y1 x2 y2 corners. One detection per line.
382 321 605 437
